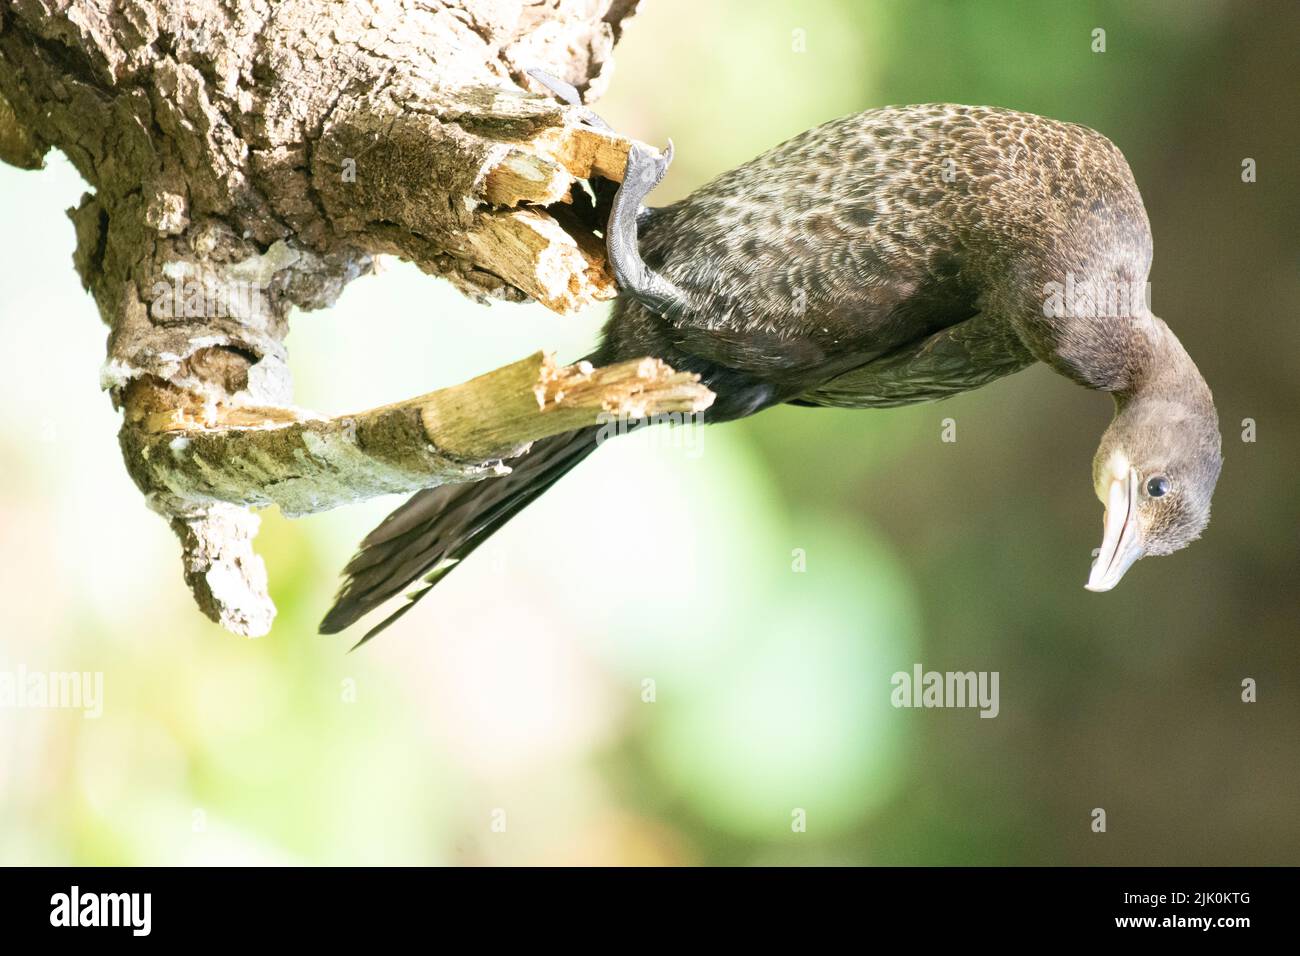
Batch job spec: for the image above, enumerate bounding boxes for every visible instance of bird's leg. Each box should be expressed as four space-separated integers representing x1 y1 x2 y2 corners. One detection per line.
527 68 688 317
606 141 690 318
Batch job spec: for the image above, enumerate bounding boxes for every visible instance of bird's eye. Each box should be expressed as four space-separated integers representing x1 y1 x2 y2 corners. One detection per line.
1146 475 1171 498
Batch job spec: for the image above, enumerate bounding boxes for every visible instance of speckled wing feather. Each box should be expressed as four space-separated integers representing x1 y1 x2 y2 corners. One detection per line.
794 309 1037 409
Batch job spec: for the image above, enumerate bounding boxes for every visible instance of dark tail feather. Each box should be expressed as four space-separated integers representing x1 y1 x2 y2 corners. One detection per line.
319 425 603 646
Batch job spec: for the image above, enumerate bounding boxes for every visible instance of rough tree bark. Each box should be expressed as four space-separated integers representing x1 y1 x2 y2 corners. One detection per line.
0 0 712 635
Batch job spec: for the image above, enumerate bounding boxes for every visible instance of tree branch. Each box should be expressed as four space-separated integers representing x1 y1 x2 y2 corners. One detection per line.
120 352 714 517
117 350 712 637
0 0 659 635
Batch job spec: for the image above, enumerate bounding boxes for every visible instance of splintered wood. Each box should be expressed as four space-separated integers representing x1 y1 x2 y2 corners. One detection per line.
462 209 615 314
418 352 715 460
474 123 644 312
481 124 634 207
125 352 714 515
535 356 716 420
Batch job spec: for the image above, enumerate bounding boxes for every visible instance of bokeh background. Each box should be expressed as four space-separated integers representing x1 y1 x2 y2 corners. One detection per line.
1 0 1297 865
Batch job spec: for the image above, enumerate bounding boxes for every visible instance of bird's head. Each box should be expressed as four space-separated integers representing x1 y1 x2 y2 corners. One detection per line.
1086 395 1222 591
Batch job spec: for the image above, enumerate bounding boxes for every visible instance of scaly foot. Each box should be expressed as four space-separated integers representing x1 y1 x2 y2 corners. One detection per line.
607 140 688 317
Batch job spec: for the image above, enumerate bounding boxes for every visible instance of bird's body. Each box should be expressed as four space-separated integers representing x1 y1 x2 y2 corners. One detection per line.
604 104 1153 411
321 104 1222 643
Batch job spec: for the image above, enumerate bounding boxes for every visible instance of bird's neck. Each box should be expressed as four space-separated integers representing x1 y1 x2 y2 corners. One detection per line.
1041 316 1217 457
1015 292 1210 408
1117 317 1211 403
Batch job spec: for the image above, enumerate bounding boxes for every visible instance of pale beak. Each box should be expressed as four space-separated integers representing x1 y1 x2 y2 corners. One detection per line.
1086 467 1145 592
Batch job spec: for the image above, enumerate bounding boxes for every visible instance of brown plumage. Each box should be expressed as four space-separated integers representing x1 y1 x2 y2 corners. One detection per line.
321 104 1222 643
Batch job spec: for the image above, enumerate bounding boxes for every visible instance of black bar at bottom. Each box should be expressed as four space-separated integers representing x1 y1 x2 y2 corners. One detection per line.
0 866 1286 940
